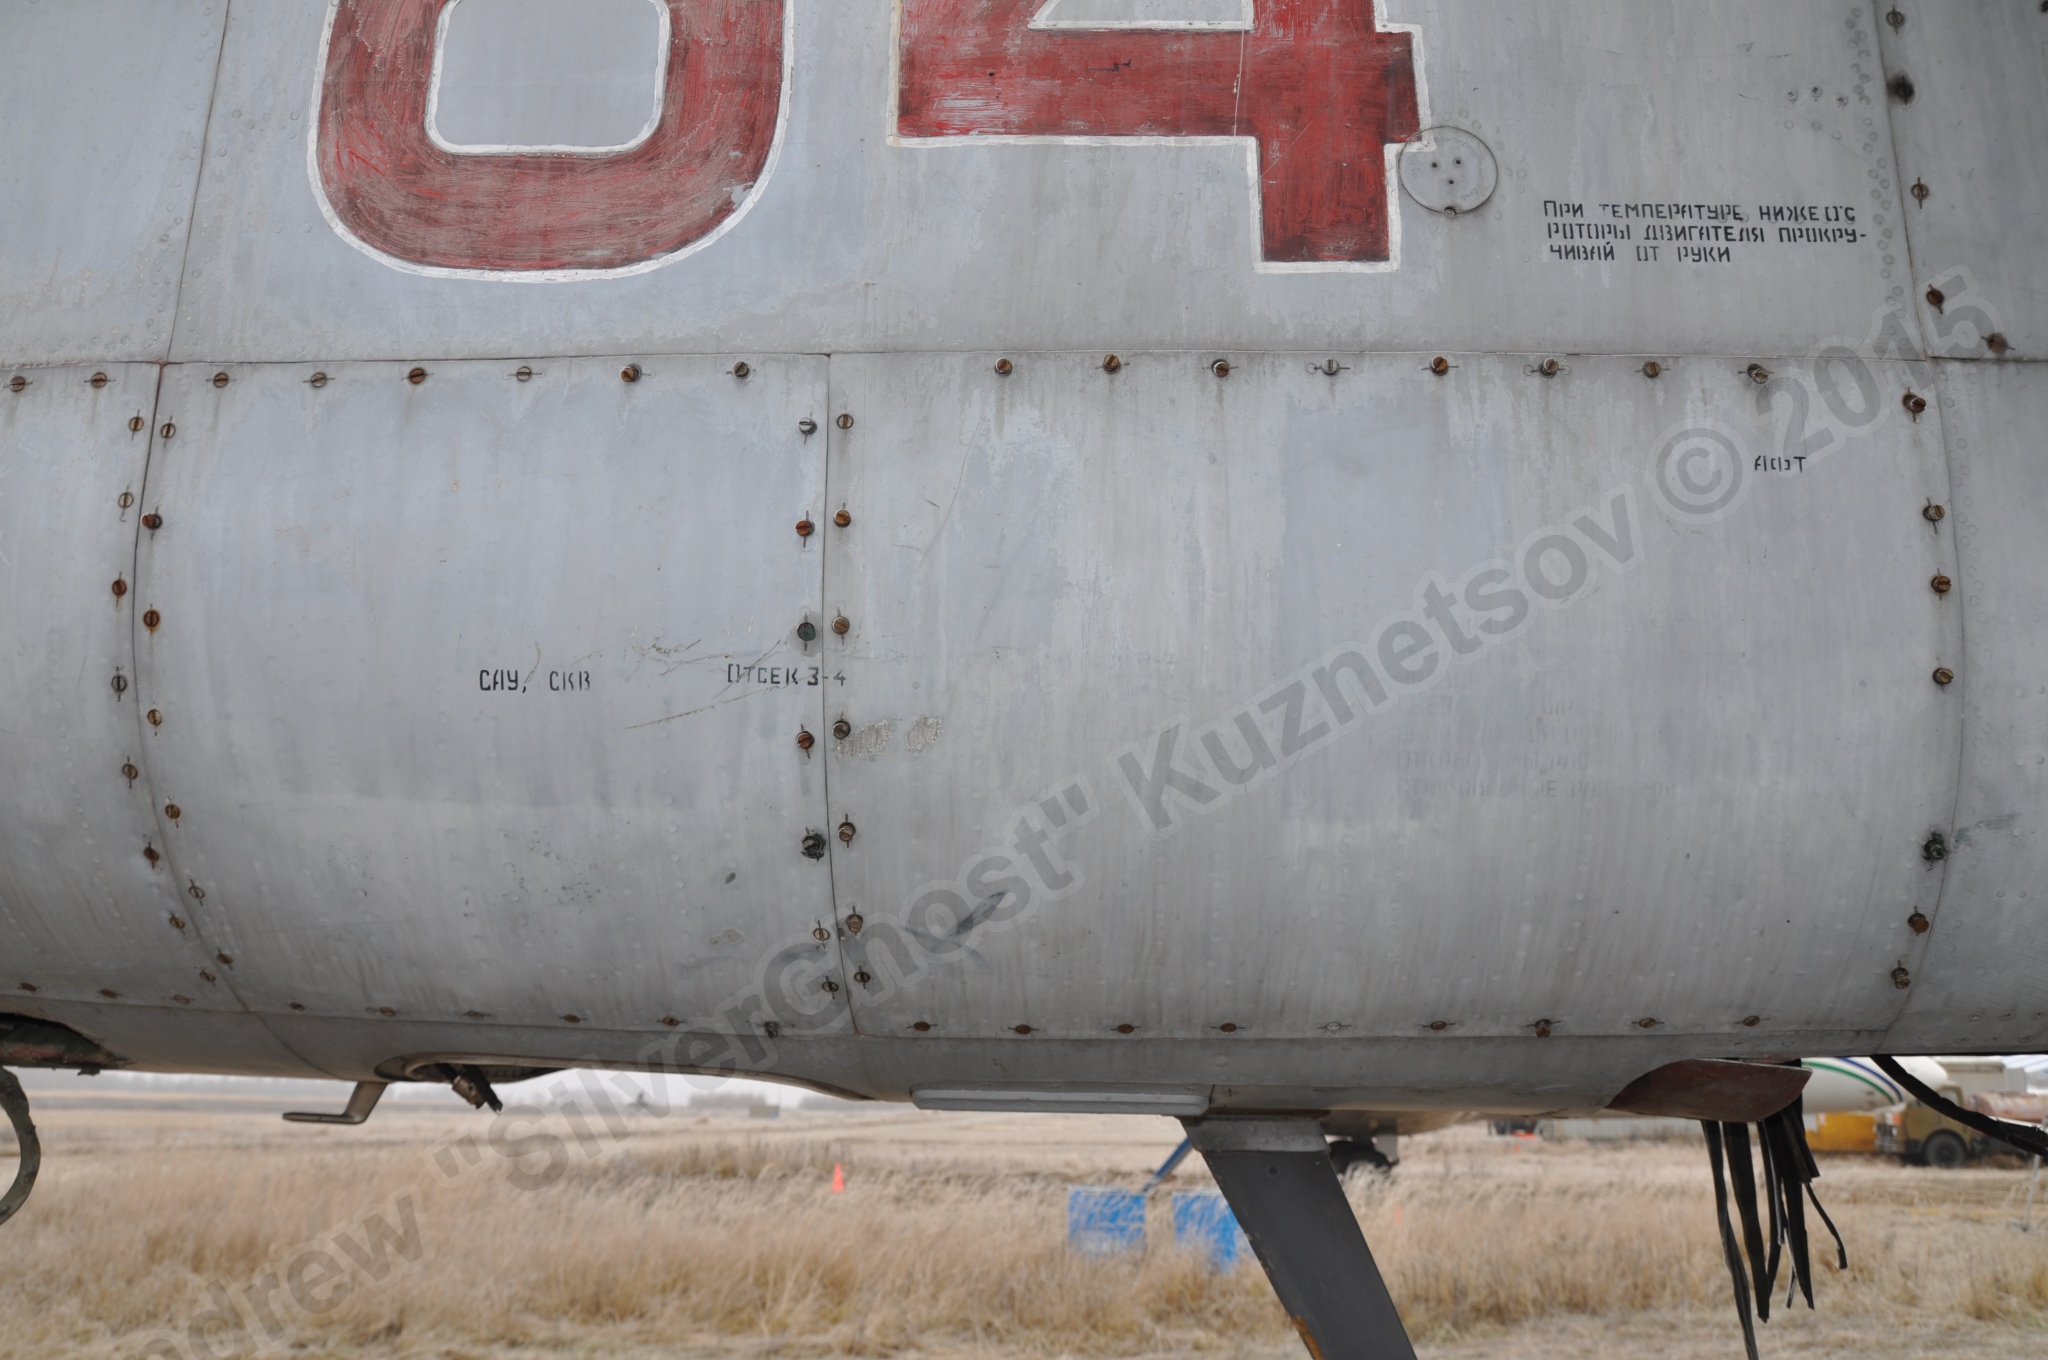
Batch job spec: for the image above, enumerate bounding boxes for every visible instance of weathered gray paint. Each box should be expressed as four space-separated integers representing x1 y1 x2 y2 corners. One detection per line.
0 1 2042 1110
0 0 224 365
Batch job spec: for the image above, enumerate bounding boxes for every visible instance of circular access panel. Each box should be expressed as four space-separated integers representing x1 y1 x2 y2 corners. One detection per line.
1398 127 1498 216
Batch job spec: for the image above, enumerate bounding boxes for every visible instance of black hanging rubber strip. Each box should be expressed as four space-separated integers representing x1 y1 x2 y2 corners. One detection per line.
1702 1122 1761 1360
1761 1108 1816 1309
1721 1122 1771 1322
1874 1055 2048 1158
1805 1181 1848 1271
0 1069 40 1226
1759 1120 1783 1307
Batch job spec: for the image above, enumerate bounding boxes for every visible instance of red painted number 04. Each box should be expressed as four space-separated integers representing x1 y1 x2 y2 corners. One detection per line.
314 0 1418 273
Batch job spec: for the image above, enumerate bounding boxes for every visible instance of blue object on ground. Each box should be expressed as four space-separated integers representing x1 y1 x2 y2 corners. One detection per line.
1067 1187 1146 1256
1143 1135 1194 1191
1172 1190 1249 1269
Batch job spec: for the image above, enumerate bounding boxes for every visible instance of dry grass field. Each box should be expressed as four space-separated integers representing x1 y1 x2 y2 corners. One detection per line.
4 1078 2048 1360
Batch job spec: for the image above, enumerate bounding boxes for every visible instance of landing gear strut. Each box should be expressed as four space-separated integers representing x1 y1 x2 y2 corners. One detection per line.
1183 1116 1416 1360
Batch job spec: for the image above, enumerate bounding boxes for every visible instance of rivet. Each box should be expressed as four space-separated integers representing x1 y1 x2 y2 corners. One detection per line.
172 995 190 1005
164 803 180 820
1642 360 1662 379
811 925 829 941
90 372 109 389
168 916 183 931
143 845 160 866
187 882 204 900
147 708 163 726
111 673 128 696
1903 391 1926 415
1907 911 1931 934
832 718 852 740
798 417 817 436
309 371 327 387
1930 574 1951 594
129 416 145 432
378 1006 395 1016
854 971 872 986
821 980 840 994
1637 1017 1658 1029
1910 179 1929 204
142 512 162 531
660 1016 679 1027
1116 1024 1136 1034
1987 332 2010 355
514 366 533 382
833 508 851 528
215 953 232 966
994 358 1013 376
1533 1019 1553 1037
1220 1022 1239 1033
1923 502 1945 522
832 614 850 635
1428 1020 1449 1031
1429 356 1450 375
620 364 641 383
99 989 119 999
845 913 863 933
117 491 135 509
837 819 856 844
562 1013 582 1023
1212 359 1231 377
159 422 175 439
1320 359 1345 376
211 371 229 388
836 412 853 429
289 1002 306 1012
407 367 427 385
1932 666 1954 686
1891 966 1912 989
1102 354 1122 373
1014 1024 1033 1035
200 971 216 984
913 1021 931 1032
797 727 815 751
796 619 817 642
112 578 128 598
1924 285 1945 313
733 361 752 379
796 517 815 537
1537 357 1560 377
121 763 138 783
1746 363 1771 385
1741 1015 1760 1028
142 608 161 630
8 376 25 393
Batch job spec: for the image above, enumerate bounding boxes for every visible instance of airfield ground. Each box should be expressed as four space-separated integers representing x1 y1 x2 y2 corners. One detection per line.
3 1086 2046 1359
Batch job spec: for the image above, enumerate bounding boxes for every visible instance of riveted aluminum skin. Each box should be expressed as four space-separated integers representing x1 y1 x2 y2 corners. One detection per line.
0 0 2043 1109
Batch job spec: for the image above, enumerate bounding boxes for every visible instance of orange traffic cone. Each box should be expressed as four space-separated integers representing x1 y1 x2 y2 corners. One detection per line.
831 1163 845 1193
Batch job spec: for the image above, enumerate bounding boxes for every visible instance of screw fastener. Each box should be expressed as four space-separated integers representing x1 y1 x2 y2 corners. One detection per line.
620 364 640 382
838 820 857 844
831 615 850 635
1102 354 1122 373
1923 832 1949 862
1903 391 1927 416
147 709 163 727
1930 574 1951 594
90 372 108 389
994 358 1014 375
1533 1020 1553 1037
142 609 160 630
1911 179 1929 204
212 372 229 388
798 418 817 436
1212 359 1231 377
1430 356 1450 375
1932 667 1954 686
1923 503 1945 522
143 513 162 531
796 518 814 537
129 416 146 432
1908 912 1931 934
1892 967 1912 989
796 728 815 751
733 362 751 379
1642 361 1662 379
112 578 128 598
796 620 817 642
833 509 851 527
1746 363 1771 385
846 914 863 932
407 367 426 385
832 718 852 740
836 413 853 429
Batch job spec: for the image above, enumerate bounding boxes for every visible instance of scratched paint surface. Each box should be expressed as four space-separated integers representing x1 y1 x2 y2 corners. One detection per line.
896 0 1417 263
315 0 783 271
